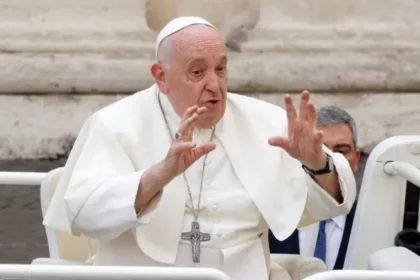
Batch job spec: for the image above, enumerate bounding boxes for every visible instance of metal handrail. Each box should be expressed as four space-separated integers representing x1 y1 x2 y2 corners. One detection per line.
383 161 420 188
0 172 46 185
304 270 420 280
0 264 229 280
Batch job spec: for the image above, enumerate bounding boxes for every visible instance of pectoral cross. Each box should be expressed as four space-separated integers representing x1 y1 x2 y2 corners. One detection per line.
181 221 211 263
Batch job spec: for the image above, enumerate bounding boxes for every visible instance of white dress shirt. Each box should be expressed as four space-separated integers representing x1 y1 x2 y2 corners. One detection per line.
299 215 346 270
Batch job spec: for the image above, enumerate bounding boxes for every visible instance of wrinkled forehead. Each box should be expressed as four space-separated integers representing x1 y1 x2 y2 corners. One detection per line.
169 26 227 63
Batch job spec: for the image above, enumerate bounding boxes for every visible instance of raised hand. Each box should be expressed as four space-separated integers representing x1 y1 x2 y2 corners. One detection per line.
135 105 216 213
268 90 326 170
164 105 216 177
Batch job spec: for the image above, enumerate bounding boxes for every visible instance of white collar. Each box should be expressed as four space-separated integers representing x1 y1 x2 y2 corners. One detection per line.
330 215 346 230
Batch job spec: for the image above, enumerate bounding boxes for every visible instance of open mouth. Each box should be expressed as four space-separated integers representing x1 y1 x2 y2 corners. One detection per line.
202 100 220 108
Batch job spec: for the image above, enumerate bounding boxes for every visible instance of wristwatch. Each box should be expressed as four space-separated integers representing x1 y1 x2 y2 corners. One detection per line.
302 153 334 176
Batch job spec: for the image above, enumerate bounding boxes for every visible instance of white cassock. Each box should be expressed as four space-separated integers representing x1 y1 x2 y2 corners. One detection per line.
43 84 356 280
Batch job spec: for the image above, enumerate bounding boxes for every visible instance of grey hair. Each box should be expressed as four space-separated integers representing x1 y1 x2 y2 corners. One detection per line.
156 36 173 70
316 105 358 147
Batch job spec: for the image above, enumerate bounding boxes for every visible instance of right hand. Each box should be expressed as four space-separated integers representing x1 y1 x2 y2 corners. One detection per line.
163 105 216 177
135 105 216 212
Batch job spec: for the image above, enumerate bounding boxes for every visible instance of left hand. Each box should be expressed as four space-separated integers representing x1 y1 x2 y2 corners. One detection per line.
268 90 326 170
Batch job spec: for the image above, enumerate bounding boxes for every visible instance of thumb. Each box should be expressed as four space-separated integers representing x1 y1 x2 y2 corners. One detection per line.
268 137 291 149
192 142 216 159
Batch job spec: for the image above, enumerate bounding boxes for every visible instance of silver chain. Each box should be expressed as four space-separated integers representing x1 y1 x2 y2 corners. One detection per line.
157 93 215 221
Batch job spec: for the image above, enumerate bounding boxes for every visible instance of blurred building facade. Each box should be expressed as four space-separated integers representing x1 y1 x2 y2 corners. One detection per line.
1 0 420 159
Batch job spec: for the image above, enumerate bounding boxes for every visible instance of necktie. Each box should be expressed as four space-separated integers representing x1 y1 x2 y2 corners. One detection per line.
314 220 327 262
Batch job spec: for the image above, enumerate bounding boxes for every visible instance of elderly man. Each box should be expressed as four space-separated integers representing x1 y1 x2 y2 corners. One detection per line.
44 17 356 280
269 105 360 270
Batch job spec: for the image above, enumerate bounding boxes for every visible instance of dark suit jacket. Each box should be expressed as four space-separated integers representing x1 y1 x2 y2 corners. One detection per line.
268 204 357 270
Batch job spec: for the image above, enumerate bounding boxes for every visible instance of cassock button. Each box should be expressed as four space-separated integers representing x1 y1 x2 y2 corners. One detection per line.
216 232 222 238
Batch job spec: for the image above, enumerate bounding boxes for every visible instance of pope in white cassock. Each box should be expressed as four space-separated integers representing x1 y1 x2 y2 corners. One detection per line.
43 16 356 280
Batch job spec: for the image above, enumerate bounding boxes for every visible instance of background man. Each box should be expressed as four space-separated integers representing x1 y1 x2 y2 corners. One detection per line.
269 105 360 270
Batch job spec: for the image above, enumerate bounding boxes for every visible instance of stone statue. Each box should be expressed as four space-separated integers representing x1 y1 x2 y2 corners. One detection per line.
144 0 260 52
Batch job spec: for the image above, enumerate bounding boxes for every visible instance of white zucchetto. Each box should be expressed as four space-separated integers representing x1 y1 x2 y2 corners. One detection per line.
155 16 218 58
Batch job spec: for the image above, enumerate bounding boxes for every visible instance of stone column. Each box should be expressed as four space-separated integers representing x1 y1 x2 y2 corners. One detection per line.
1 0 420 159
145 0 260 51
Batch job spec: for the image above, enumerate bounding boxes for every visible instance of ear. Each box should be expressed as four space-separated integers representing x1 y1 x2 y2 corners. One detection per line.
353 148 361 173
150 63 169 94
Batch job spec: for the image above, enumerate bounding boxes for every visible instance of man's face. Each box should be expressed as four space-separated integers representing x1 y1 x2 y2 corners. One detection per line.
152 25 228 129
319 123 360 173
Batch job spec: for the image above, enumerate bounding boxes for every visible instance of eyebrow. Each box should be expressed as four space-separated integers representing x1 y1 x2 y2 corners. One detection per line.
188 58 206 65
187 55 227 65
333 144 353 150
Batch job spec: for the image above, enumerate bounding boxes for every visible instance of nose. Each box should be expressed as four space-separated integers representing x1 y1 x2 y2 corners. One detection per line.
204 71 220 93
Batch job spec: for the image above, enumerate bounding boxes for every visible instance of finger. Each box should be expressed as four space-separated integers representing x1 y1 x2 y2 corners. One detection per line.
177 106 208 139
284 94 297 126
177 112 200 140
182 105 199 119
192 142 216 159
268 137 291 150
307 101 317 127
178 105 198 135
196 106 207 115
299 90 310 121
181 105 207 120
169 141 197 156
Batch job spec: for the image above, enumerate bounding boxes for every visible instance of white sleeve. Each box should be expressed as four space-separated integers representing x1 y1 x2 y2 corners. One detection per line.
298 146 357 227
62 115 161 240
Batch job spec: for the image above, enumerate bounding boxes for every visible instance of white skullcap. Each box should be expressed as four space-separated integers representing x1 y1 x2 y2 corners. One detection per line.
155 16 218 58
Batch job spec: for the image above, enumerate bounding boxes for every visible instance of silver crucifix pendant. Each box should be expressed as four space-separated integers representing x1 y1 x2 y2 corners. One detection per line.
181 221 211 263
